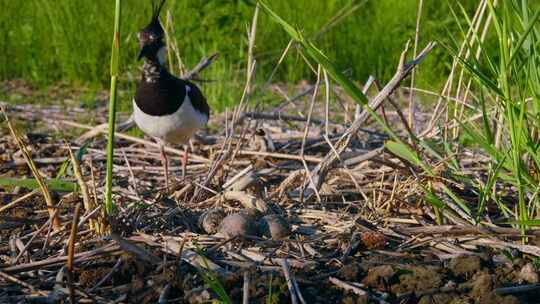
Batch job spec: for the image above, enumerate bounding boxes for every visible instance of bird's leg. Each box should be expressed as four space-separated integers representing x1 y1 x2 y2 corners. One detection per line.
159 143 170 191
181 144 190 181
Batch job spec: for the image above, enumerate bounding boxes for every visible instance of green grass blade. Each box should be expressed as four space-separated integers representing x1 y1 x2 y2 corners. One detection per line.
507 7 540 66
385 140 422 167
423 187 446 209
440 42 504 97
260 0 435 177
266 273 274 304
194 245 232 304
0 178 78 192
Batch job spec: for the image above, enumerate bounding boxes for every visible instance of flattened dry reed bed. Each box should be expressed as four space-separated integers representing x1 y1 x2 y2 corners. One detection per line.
1 88 540 303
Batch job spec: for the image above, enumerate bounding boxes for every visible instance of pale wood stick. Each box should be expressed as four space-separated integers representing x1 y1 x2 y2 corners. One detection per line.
67 144 96 231
59 120 210 163
0 270 48 296
280 259 298 304
223 191 268 213
303 42 436 198
226 150 322 163
158 284 172 304
66 203 81 304
110 232 161 265
0 189 39 214
329 276 367 296
243 271 250 304
408 0 424 130
2 106 61 231
3 244 121 273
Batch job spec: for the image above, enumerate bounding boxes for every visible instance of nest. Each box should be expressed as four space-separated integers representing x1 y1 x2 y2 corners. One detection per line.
0 76 538 302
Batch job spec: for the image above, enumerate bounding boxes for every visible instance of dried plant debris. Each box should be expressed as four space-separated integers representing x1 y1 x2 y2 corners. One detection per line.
2 92 540 304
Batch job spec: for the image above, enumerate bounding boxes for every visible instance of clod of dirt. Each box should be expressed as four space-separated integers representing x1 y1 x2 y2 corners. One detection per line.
337 262 361 281
518 262 539 284
448 255 482 278
391 266 443 294
469 272 495 300
359 231 387 250
218 211 258 238
79 266 111 289
361 265 396 290
258 214 291 240
198 208 226 234
418 293 457 304
469 272 519 304
341 295 368 304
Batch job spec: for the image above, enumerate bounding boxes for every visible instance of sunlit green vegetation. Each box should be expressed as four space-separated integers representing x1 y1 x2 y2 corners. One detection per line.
1 0 481 110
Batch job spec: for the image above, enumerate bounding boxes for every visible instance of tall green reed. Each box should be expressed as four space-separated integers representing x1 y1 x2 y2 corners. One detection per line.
105 0 122 215
446 0 540 232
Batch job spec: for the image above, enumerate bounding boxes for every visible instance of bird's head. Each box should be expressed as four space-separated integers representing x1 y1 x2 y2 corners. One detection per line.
137 0 166 64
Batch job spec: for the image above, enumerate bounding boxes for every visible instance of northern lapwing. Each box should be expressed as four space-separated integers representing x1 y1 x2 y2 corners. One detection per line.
133 0 210 189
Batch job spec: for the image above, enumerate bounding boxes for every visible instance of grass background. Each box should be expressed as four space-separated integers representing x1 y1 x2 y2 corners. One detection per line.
0 0 480 110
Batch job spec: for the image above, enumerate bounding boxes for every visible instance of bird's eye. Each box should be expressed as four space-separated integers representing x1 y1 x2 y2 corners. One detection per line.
149 34 156 40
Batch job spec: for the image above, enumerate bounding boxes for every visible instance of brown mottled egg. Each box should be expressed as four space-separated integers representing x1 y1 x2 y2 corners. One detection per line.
198 208 226 234
258 214 291 240
218 212 258 238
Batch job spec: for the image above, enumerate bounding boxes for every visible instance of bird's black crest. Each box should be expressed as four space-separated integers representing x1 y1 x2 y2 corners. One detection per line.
140 0 165 39
151 0 166 21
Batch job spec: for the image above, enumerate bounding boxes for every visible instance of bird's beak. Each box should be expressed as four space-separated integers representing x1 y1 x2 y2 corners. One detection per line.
138 45 149 61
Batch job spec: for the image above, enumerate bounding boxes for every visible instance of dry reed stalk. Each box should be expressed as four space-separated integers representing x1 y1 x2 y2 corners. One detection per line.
246 3 259 85
451 0 496 140
1 107 61 231
60 120 210 163
67 144 96 231
192 8 259 202
303 42 435 197
223 191 268 213
66 203 81 303
0 270 48 296
12 205 62 265
422 0 489 138
242 270 250 304
3 244 122 274
164 10 185 76
300 66 322 203
280 259 299 304
354 76 375 120
328 277 368 297
121 148 140 198
408 0 424 131
0 189 39 214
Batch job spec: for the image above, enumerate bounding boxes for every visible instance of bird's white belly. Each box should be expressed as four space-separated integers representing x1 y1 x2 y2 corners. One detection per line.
133 97 208 144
